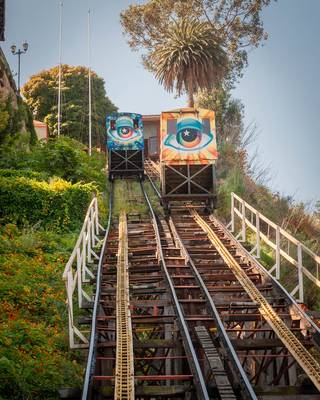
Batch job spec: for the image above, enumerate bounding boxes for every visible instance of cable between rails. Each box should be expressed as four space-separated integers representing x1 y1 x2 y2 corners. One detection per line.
114 211 134 400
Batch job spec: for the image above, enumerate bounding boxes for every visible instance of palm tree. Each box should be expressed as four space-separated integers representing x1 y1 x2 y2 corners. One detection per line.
150 17 228 107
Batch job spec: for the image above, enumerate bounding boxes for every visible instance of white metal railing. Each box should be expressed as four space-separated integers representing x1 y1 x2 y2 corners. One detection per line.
63 196 105 348
227 192 320 303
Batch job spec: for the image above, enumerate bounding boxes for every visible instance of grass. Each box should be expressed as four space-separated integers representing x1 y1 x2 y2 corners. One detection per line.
143 180 164 216
113 179 148 216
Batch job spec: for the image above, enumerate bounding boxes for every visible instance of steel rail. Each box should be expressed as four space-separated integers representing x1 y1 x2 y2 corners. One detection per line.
140 181 210 400
168 217 257 400
114 211 134 400
191 209 320 392
146 171 161 199
81 182 114 400
145 163 161 199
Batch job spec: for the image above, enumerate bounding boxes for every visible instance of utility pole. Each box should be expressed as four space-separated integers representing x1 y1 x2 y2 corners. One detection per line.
0 0 5 41
57 0 63 137
88 8 92 156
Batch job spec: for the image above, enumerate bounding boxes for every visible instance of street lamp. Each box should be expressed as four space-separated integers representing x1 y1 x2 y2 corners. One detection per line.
11 41 29 94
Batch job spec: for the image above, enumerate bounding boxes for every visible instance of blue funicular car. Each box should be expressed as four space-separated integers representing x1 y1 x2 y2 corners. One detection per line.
106 112 144 180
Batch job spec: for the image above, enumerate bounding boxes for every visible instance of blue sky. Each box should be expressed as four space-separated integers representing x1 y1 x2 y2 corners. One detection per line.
3 0 320 206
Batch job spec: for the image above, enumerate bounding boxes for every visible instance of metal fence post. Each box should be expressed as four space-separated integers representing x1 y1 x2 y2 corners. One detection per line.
82 230 86 282
230 193 235 232
256 212 261 258
275 226 280 280
90 206 95 248
67 270 75 348
297 243 304 303
77 247 83 308
87 220 92 264
241 199 246 242
95 197 99 236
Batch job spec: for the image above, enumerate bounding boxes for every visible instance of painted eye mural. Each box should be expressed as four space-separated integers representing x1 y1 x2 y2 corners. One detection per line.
161 108 218 165
106 113 144 151
164 118 213 151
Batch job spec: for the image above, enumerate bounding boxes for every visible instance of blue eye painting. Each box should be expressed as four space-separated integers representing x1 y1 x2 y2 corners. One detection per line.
106 113 144 150
164 117 213 152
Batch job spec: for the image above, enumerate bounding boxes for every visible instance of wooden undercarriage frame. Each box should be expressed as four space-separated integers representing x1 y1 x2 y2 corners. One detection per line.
108 150 144 180
160 162 217 210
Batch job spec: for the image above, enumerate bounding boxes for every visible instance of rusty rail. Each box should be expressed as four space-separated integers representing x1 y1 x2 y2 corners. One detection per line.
191 209 320 392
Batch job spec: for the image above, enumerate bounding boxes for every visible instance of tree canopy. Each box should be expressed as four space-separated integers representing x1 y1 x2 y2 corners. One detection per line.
150 17 228 106
121 0 273 87
22 65 117 147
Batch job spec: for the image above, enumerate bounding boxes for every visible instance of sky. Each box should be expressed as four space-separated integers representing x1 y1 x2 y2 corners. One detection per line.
2 0 320 206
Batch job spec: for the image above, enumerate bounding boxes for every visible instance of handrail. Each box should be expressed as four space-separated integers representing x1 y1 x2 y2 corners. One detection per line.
145 170 161 199
62 196 105 349
213 215 320 340
228 192 320 303
81 183 113 399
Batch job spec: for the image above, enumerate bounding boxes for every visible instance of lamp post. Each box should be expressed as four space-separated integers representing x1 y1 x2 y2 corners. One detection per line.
10 41 28 94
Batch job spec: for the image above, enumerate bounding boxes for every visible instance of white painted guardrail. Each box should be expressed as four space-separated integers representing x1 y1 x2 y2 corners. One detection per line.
63 196 105 349
228 192 320 303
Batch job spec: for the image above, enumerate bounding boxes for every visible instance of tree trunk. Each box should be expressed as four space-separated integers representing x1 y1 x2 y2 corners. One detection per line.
187 77 194 107
187 90 194 107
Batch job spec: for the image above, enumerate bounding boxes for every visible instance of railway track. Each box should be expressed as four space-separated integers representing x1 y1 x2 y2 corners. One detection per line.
144 162 320 397
81 172 320 399
82 182 211 399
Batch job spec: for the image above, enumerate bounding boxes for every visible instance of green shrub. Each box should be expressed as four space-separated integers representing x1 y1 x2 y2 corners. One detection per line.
217 167 246 221
0 169 49 181
0 225 83 399
0 176 95 230
0 136 106 190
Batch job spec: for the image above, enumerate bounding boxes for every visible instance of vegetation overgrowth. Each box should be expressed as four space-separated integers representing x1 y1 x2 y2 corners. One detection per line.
0 225 83 399
113 179 148 216
0 135 107 398
22 65 117 147
0 135 107 190
0 95 37 146
0 176 94 230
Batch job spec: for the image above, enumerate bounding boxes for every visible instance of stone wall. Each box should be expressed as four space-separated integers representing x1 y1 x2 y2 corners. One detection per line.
0 46 18 108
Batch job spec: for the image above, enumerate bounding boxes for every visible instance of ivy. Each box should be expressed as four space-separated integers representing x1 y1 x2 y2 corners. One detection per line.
0 176 95 231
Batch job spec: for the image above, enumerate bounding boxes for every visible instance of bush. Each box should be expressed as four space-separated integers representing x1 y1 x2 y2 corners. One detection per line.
0 169 49 181
0 136 106 190
0 176 95 230
0 225 83 399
